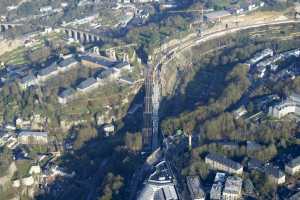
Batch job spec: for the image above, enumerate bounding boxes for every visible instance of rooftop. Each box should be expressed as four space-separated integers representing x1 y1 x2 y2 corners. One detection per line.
223 176 243 195
38 63 58 76
20 74 36 84
206 153 243 170
18 131 48 137
286 156 300 168
59 88 76 98
80 55 115 68
77 77 97 90
186 176 205 199
59 57 78 68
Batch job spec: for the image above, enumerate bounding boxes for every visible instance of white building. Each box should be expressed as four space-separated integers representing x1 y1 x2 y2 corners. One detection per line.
269 93 300 119
186 176 205 200
285 156 300 175
222 176 242 200
205 153 243 175
264 165 285 185
18 131 48 145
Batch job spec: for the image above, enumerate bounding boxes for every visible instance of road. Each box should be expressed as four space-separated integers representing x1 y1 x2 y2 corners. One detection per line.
153 19 300 68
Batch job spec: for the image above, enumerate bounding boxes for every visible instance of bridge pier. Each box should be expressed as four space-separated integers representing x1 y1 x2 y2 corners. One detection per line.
63 28 101 44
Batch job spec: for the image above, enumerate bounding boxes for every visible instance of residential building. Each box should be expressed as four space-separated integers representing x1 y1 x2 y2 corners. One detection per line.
58 88 77 104
205 153 243 175
19 74 37 89
37 63 59 82
285 156 300 175
268 93 300 118
210 182 223 200
264 165 285 185
204 11 231 22
222 176 242 200
58 57 78 72
18 131 48 145
186 176 205 200
80 55 115 69
76 77 100 92
96 68 118 81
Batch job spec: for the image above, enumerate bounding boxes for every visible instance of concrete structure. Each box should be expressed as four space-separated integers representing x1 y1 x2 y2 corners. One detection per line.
222 176 242 200
269 93 300 118
285 156 300 175
248 48 274 66
58 88 77 104
264 165 285 185
205 153 243 175
29 165 41 175
18 131 48 145
63 28 101 44
186 176 205 200
137 160 178 200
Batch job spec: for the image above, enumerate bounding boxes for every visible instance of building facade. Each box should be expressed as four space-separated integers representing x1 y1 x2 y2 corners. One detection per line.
205 153 243 175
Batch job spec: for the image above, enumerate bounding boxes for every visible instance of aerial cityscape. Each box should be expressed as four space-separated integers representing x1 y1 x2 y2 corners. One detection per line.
1 0 300 200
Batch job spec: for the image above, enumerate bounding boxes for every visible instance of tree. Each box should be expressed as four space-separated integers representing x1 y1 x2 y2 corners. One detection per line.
125 132 142 152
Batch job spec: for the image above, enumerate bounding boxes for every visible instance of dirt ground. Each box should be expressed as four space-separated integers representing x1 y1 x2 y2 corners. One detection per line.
0 39 23 57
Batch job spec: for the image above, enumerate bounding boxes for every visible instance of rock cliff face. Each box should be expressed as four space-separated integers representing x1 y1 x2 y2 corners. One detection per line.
159 49 195 98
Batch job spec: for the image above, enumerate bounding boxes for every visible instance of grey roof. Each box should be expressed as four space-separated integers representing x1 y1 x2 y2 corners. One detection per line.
114 62 130 69
80 55 115 68
248 158 264 171
97 68 115 79
58 57 78 68
77 77 97 90
38 63 58 76
18 131 48 137
206 153 242 170
59 88 76 98
286 156 300 168
20 74 36 84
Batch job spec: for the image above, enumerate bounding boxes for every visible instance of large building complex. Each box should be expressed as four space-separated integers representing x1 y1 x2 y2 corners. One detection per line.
269 93 300 118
